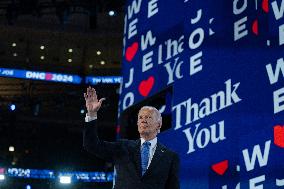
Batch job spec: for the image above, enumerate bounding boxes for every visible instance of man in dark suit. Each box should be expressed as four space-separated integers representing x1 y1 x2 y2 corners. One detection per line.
83 87 180 189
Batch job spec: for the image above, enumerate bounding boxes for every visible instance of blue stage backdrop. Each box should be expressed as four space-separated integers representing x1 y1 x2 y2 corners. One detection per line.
118 0 284 188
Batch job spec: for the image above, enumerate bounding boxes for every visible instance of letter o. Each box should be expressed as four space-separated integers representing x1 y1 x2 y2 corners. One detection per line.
123 92 134 110
188 28 204 50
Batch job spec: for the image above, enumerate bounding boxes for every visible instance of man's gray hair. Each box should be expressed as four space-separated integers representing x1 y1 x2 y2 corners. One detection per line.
139 106 162 127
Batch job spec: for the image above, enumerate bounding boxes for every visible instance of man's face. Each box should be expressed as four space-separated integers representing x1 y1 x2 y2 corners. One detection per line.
137 108 160 138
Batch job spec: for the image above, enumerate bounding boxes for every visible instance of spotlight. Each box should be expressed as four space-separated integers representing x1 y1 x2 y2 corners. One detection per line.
40 56 45 60
96 51 101 55
89 64 93 69
108 10 115 16
26 185 31 189
80 109 85 114
68 58 72 63
100 60 105 65
10 104 16 111
12 43 16 47
68 49 73 53
40 45 45 50
13 53 17 57
59 176 71 184
0 174 5 181
9 146 15 152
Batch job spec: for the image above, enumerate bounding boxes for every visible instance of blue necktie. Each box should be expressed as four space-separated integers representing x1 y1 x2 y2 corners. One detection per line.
141 141 151 175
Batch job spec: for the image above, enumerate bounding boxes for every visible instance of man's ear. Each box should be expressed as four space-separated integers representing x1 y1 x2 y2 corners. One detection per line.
157 123 162 131
157 119 162 133
159 119 162 128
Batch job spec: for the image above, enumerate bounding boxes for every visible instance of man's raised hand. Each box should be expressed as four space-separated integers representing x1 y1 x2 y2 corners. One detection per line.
84 86 105 116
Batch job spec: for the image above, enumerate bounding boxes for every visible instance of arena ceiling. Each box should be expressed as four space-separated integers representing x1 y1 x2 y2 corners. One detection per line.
0 0 126 174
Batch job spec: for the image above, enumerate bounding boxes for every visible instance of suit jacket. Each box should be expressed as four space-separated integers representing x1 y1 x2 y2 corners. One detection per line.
83 120 180 189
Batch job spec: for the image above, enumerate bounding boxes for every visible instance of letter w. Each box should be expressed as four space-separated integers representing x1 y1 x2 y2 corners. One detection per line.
128 0 142 19
272 0 284 20
141 30 156 51
266 58 284 84
242 140 271 172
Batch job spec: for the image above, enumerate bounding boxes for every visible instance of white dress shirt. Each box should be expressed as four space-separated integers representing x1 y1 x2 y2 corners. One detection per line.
140 137 157 169
85 114 97 122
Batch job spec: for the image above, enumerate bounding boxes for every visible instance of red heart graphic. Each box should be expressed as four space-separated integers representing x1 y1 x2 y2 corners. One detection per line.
125 42 138 62
274 125 284 148
252 19 259 35
211 160 228 176
138 76 155 97
262 0 269 13
45 73 53 80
